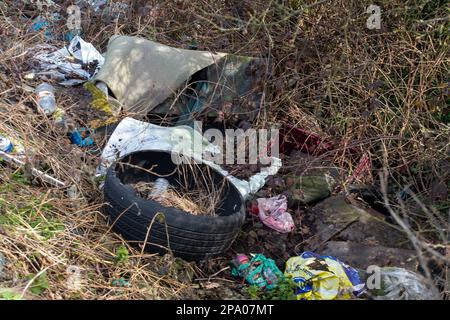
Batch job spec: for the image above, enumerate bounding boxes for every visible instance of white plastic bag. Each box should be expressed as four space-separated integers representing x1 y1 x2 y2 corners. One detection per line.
370 267 441 300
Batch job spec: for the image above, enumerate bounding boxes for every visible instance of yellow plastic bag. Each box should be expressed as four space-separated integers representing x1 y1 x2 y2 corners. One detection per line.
284 252 363 300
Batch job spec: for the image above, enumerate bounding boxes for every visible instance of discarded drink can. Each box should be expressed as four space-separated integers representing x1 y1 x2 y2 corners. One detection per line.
35 83 57 115
0 135 13 153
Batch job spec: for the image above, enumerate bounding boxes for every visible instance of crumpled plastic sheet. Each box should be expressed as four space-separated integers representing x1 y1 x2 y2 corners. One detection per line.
231 254 284 290
33 36 104 86
371 267 441 300
284 251 365 300
97 117 282 199
256 195 294 233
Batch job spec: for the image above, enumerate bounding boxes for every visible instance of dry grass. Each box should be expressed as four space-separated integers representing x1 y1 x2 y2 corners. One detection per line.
132 180 221 217
0 0 448 299
0 168 189 299
122 158 228 216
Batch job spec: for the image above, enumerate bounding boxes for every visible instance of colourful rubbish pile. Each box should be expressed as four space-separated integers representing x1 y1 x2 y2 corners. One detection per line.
284 251 365 300
231 254 284 290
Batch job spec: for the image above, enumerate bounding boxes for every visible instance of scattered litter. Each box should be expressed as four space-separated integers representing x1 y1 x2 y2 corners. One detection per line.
97 117 218 173
35 83 57 115
256 195 294 233
367 267 441 300
31 70 67 82
93 35 222 114
98 117 281 199
0 131 24 156
33 36 104 86
34 83 66 127
0 135 14 153
0 130 64 187
284 251 364 300
31 16 54 40
0 150 65 188
70 128 94 147
64 29 84 43
231 254 284 290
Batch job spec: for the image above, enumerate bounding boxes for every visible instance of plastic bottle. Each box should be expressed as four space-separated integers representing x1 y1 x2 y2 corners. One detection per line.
150 178 170 200
35 83 57 115
0 135 13 153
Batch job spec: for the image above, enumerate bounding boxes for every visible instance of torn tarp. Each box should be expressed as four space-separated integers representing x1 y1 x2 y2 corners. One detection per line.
93 35 265 122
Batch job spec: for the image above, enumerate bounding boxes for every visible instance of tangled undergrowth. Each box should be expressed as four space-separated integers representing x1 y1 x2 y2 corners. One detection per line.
0 0 448 299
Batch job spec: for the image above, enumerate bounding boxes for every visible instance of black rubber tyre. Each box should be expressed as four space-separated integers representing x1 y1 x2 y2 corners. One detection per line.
103 150 245 261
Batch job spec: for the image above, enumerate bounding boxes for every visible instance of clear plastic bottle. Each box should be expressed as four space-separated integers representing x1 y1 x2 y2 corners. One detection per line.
35 83 57 115
0 135 13 153
150 178 169 200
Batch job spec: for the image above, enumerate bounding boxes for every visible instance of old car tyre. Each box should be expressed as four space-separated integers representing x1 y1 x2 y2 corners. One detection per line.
103 150 245 261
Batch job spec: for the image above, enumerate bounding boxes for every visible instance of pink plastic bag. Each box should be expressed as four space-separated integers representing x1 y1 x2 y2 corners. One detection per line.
256 195 295 233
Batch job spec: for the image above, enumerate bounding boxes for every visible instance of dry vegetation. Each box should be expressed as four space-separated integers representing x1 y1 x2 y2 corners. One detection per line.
0 0 448 299
131 164 227 216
